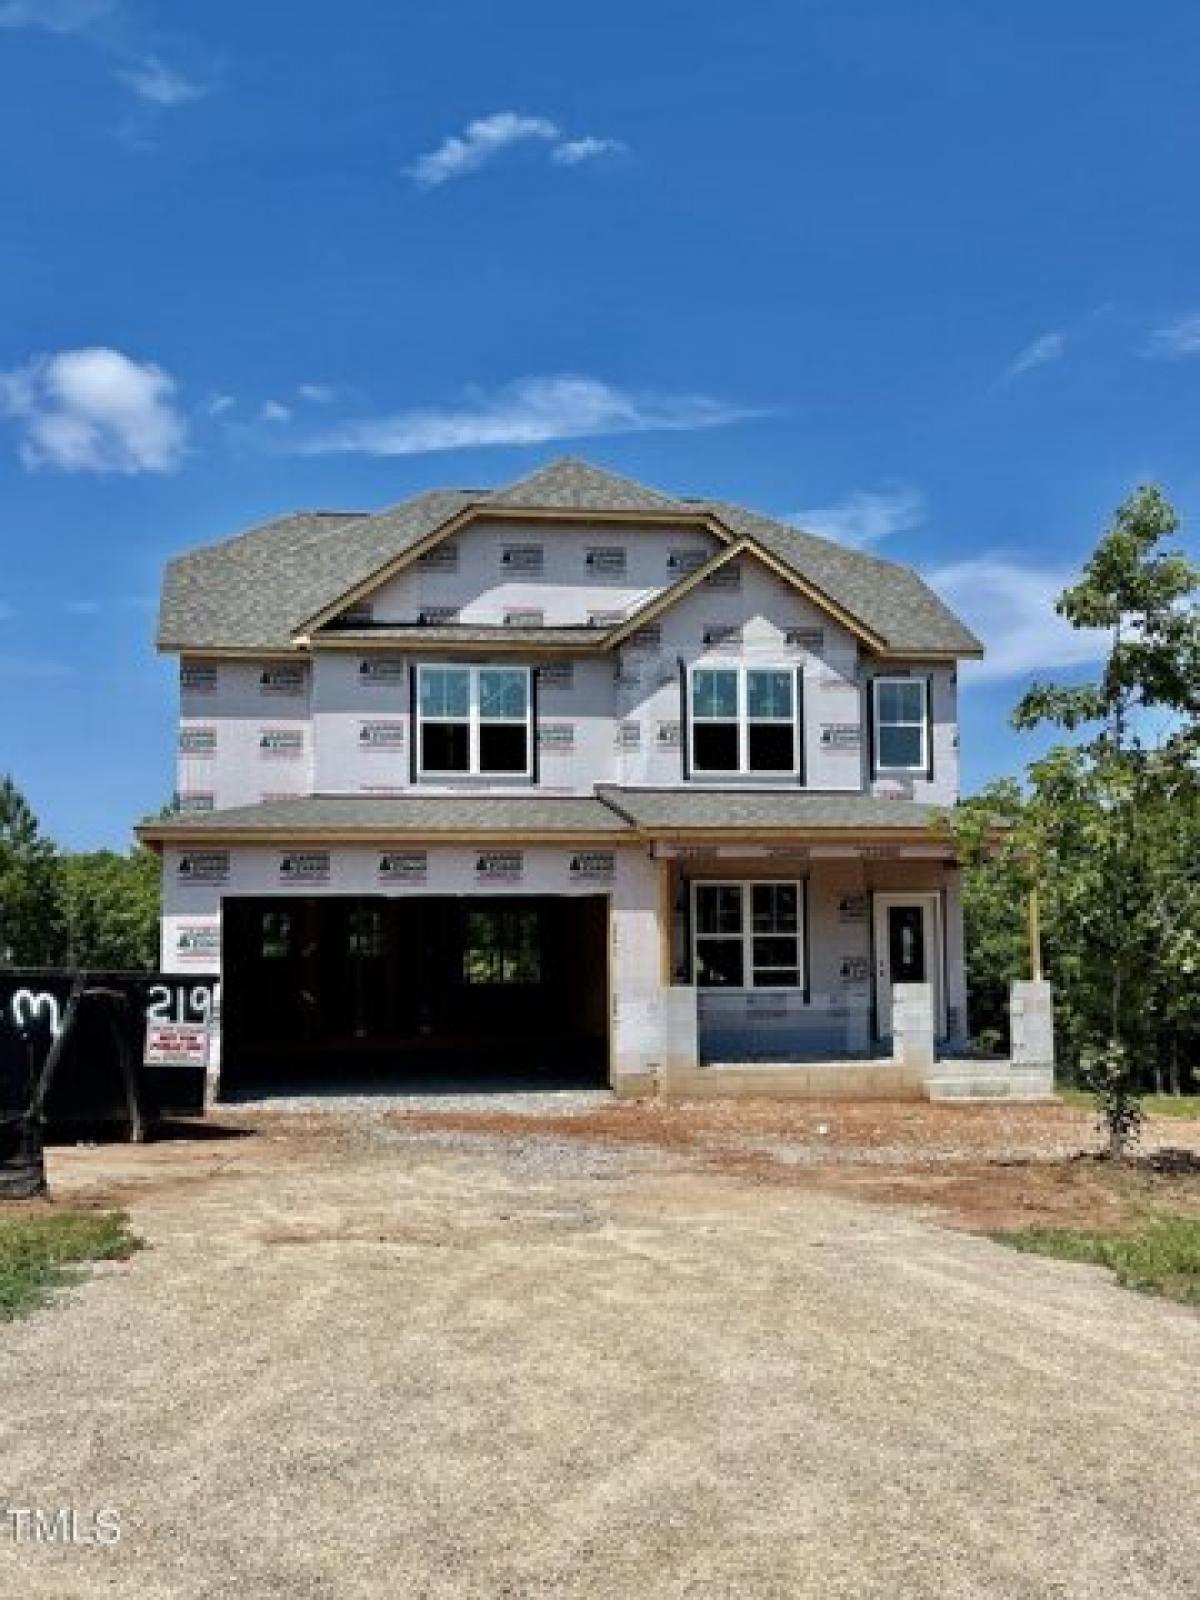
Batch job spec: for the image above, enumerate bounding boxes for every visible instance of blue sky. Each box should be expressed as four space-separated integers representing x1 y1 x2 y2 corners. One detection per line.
2 0 1199 848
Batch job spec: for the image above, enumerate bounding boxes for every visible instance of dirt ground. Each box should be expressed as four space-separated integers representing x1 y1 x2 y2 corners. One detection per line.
2 1097 1199 1599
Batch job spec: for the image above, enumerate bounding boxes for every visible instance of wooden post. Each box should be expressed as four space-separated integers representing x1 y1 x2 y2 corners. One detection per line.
1028 884 1043 981
657 857 673 985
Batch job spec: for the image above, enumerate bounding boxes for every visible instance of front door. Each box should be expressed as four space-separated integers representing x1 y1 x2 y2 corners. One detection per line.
873 893 943 1041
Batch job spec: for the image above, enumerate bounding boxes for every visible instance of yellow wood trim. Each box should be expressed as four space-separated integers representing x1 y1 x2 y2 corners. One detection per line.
164 645 309 661
604 540 751 646
875 647 985 663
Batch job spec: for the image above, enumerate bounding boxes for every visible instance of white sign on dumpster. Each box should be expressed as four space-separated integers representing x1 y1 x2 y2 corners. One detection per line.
144 1022 210 1068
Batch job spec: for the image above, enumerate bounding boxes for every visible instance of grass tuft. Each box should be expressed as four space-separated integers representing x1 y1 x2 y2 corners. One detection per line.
0 1210 141 1322
1057 1088 1200 1121
995 1216 1200 1306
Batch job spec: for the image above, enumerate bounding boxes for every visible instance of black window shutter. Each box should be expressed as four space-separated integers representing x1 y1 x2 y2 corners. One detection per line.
678 657 690 781
680 875 692 983
408 664 418 784
795 667 806 787
865 676 877 783
530 667 540 786
801 878 811 1004
924 676 935 780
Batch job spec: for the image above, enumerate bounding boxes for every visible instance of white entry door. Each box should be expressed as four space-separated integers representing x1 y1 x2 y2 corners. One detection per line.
873 893 944 1041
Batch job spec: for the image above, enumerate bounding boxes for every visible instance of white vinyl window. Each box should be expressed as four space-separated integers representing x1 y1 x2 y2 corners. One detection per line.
689 665 800 776
692 882 805 990
872 677 929 773
418 665 532 776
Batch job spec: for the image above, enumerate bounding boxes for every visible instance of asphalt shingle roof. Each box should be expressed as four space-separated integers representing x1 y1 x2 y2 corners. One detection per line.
158 457 982 657
142 794 628 837
595 787 947 832
140 787 948 840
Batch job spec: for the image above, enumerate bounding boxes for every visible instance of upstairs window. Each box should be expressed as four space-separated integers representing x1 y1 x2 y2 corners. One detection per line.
418 665 531 777
872 677 929 773
690 665 800 776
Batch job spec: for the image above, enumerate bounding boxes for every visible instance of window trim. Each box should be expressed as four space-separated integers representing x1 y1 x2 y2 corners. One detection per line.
691 880 807 993
870 674 930 775
416 663 533 779
687 663 802 778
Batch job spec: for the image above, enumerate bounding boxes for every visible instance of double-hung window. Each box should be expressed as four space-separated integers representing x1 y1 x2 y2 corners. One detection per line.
690 665 800 776
692 882 805 989
418 665 532 776
871 677 929 773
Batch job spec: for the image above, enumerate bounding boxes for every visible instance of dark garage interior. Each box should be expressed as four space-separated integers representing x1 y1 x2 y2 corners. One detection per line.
219 894 610 1098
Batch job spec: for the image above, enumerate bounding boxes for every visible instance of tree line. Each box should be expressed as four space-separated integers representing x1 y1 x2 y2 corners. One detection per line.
0 779 159 971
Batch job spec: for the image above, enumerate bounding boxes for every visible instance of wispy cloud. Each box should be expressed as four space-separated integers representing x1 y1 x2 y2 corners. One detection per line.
407 111 625 187
293 375 757 458
926 556 1108 684
0 346 188 474
1004 329 1066 381
205 392 235 417
787 486 925 548
0 0 112 32
1145 313 1200 359
297 383 337 404
117 55 207 106
260 400 292 424
551 136 625 167
0 1 209 114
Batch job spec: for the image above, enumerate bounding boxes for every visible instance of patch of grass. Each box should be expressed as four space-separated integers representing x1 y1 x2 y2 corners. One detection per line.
0 1210 141 1322
996 1215 1200 1306
1057 1087 1200 1120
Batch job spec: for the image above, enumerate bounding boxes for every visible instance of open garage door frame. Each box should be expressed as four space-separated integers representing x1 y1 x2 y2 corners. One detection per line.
220 893 610 1098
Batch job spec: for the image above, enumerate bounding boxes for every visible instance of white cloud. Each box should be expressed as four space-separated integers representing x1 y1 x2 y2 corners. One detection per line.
551 136 624 166
1004 330 1065 380
297 383 336 404
294 374 756 458
790 483 928 547
117 55 207 107
787 486 925 548
407 111 625 186
0 0 111 31
407 112 560 187
925 557 1109 684
0 347 187 473
1145 314 1200 358
260 400 292 424
205 392 235 416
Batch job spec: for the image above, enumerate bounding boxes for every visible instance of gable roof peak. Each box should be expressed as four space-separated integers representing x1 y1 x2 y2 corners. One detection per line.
486 455 686 514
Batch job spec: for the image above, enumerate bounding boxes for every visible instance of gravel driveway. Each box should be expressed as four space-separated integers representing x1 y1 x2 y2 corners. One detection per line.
2 1108 1198 1598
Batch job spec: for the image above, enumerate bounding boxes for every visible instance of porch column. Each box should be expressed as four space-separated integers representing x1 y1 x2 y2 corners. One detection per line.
657 857 674 985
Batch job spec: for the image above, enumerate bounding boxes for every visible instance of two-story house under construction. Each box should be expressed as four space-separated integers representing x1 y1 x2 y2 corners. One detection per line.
141 457 1040 1101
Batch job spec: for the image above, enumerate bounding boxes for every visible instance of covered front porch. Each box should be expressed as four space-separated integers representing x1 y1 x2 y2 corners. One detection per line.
656 839 969 1065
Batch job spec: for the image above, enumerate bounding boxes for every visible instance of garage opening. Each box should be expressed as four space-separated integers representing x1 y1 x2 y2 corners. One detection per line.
220 895 610 1098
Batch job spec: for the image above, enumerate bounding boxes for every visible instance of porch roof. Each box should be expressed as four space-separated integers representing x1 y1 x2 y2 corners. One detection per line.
595 786 950 837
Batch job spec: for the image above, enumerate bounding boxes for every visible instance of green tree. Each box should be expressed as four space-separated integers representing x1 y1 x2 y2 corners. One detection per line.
59 850 160 971
1010 486 1199 1154
0 776 65 966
